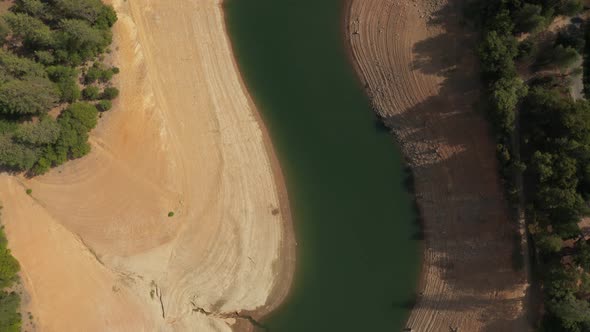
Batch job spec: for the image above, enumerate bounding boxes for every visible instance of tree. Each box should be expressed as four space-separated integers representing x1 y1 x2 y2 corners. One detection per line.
57 19 110 60
46 65 80 102
0 50 46 81
490 75 528 133
0 292 21 332
53 0 106 23
0 78 58 115
3 12 54 48
551 45 580 70
82 86 100 100
537 234 564 253
549 294 590 330
479 31 518 79
13 117 60 145
0 135 37 170
96 99 112 112
101 87 119 100
13 0 47 18
514 4 545 33
558 0 584 16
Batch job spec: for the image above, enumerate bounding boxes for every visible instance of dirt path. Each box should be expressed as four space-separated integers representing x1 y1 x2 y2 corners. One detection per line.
347 0 529 330
0 0 294 331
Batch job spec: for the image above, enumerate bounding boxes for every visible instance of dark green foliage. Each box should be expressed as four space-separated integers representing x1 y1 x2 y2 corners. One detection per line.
33 102 98 174
0 217 21 332
0 51 46 81
82 85 100 100
556 26 586 53
96 99 112 112
0 78 58 115
34 50 55 65
0 135 37 170
0 226 19 290
46 65 80 102
0 291 21 332
518 38 538 60
514 4 545 33
584 22 590 98
551 45 580 69
13 0 47 18
13 117 60 145
56 19 111 62
0 18 9 45
557 0 584 16
3 12 53 49
0 0 118 174
479 30 518 79
101 86 119 100
478 1 590 330
53 0 107 23
84 65 100 84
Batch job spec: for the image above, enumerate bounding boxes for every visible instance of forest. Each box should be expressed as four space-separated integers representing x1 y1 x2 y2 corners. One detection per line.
0 0 119 175
475 0 590 330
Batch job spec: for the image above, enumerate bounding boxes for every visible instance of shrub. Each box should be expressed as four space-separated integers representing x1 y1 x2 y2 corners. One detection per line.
96 99 112 112
82 86 100 100
101 87 119 100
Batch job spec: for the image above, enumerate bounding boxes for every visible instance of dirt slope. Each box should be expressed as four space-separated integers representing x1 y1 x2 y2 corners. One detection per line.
347 0 529 331
0 0 294 331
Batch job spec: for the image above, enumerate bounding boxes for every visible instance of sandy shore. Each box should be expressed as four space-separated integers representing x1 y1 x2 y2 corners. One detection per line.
347 0 529 330
0 0 294 331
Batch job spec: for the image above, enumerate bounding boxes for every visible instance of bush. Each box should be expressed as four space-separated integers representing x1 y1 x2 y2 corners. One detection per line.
96 99 112 112
101 87 119 100
82 86 100 100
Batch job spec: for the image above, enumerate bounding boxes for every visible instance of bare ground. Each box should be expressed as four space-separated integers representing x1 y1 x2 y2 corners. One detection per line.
0 0 295 331
347 0 529 331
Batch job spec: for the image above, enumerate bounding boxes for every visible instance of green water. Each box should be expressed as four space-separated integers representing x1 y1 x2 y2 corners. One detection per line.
224 1 421 331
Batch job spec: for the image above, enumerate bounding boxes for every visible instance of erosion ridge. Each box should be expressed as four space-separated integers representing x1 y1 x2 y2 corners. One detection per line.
347 0 529 330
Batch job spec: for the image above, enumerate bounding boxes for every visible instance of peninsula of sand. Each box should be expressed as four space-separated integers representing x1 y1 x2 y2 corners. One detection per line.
0 0 294 331
348 0 529 330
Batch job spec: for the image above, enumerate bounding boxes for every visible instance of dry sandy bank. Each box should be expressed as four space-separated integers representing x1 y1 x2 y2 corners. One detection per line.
0 0 294 330
347 0 529 331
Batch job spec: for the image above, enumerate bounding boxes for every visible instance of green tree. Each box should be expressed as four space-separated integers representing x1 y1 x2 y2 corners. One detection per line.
551 45 580 70
514 4 545 33
0 291 21 332
0 78 58 115
3 12 54 48
82 86 100 100
13 117 60 145
101 86 119 100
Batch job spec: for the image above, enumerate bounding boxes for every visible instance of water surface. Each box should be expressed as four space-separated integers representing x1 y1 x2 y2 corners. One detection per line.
225 1 421 330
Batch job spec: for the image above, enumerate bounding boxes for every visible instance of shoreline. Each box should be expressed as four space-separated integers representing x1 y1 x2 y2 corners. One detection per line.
220 3 297 320
341 0 427 326
345 0 528 330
